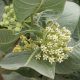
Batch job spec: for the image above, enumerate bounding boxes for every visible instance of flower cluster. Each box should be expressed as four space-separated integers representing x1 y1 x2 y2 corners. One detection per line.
0 4 23 32
13 35 36 53
35 21 73 64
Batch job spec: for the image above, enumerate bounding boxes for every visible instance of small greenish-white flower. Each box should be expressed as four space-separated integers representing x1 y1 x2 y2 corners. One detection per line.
41 45 47 53
2 13 8 19
46 27 54 33
64 47 73 52
4 21 9 26
0 22 4 26
35 21 73 64
62 27 71 35
35 54 41 60
10 18 15 22
43 54 48 60
14 27 21 32
48 57 55 64
47 34 58 42
10 4 13 8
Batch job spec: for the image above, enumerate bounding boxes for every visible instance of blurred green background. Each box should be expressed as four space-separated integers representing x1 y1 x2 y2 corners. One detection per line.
68 0 80 5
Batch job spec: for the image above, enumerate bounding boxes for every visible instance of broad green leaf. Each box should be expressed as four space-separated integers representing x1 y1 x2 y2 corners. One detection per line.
17 68 40 78
27 58 55 79
0 49 55 79
0 0 5 21
56 41 80 74
13 0 41 21
68 38 77 47
0 29 19 52
13 0 66 21
72 17 80 41
0 51 31 69
57 1 80 33
40 0 66 18
56 3 80 74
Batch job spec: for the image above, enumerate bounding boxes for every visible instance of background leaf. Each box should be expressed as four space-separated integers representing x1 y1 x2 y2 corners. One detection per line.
72 17 80 41
13 0 41 21
0 50 55 79
2 0 12 5
57 1 80 33
13 0 66 21
17 68 40 78
0 0 5 21
56 1 80 74
0 29 19 52
56 41 80 74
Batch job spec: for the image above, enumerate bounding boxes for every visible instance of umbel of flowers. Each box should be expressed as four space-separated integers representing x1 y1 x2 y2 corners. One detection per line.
35 21 73 64
0 4 22 32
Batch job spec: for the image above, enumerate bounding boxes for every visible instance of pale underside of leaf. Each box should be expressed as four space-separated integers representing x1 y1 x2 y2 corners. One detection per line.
0 50 55 79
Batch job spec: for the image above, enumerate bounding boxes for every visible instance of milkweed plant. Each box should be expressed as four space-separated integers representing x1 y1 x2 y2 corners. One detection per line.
0 0 80 80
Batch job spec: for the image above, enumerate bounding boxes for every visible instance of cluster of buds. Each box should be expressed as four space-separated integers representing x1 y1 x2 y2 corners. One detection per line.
0 4 22 32
13 35 36 53
35 21 73 64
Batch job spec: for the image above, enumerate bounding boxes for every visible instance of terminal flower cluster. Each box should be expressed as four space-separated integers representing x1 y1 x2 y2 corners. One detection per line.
35 21 73 64
0 4 23 32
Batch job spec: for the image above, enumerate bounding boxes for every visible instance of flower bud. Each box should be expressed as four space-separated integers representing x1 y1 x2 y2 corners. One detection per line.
0 22 4 26
14 27 21 32
2 13 7 19
10 4 13 9
4 21 9 26
5 6 10 12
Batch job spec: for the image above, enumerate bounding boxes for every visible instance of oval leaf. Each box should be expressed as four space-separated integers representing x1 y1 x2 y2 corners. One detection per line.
56 41 80 74
0 29 19 52
13 0 41 21
57 1 80 33
0 49 55 79
13 0 66 21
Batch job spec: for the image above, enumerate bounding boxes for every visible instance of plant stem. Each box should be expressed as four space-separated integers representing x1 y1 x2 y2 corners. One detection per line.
0 74 3 80
31 15 34 26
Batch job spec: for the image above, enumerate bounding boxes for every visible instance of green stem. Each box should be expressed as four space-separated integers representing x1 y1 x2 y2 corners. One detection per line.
34 0 44 13
31 15 34 26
